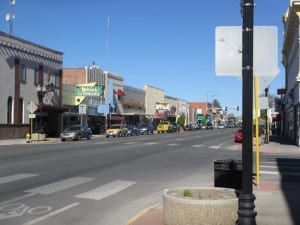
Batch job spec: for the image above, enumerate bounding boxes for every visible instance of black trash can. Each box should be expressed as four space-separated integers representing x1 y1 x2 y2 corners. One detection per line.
214 159 242 190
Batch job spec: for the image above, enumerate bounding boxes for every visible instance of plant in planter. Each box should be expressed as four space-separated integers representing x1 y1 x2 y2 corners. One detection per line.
163 187 239 225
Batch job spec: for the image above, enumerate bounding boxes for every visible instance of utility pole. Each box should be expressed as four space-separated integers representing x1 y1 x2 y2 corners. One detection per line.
6 0 16 35
238 0 257 224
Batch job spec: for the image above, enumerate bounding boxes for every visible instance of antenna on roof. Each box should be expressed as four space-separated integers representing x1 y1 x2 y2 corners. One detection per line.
5 0 16 35
105 16 110 71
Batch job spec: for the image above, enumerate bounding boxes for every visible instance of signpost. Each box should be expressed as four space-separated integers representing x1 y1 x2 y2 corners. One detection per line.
26 101 38 142
79 104 87 125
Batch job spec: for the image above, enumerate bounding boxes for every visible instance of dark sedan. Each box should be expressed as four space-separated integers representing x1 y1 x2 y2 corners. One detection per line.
127 125 140 136
171 123 181 132
60 125 92 141
139 123 154 135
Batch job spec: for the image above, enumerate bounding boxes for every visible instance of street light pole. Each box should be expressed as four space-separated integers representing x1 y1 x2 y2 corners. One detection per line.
37 84 46 133
238 0 257 225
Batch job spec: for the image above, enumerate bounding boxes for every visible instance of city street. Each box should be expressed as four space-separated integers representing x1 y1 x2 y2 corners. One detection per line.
0 129 299 225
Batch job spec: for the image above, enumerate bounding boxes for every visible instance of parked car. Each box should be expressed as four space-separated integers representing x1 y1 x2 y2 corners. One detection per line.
171 122 181 132
60 125 92 141
235 129 243 143
127 125 140 136
206 122 213 129
183 124 193 131
217 121 226 129
106 124 128 138
157 121 173 133
139 123 154 135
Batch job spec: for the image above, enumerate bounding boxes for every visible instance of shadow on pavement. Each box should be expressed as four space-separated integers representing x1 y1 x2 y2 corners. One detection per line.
277 158 300 225
269 135 295 146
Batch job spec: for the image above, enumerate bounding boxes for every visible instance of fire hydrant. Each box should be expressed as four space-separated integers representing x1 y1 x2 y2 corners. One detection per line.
26 133 31 143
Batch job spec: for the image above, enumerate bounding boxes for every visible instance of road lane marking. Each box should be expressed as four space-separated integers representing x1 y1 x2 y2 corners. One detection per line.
166 143 179 146
209 146 220 149
143 142 157 145
192 144 204 148
0 193 36 206
75 180 136 200
23 202 79 225
260 171 300 176
25 177 94 195
124 142 137 145
260 171 279 175
93 141 111 144
0 174 38 185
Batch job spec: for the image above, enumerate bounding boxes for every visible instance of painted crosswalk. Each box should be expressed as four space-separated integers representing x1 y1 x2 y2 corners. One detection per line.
0 173 38 185
75 180 136 200
0 174 137 203
25 177 94 195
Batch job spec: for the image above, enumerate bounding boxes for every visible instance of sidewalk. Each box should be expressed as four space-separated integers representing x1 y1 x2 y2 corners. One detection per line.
0 135 105 145
126 138 300 225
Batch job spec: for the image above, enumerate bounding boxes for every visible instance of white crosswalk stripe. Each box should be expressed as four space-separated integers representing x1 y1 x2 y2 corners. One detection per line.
75 180 136 200
124 142 137 145
25 177 94 195
0 173 38 185
192 144 204 148
209 146 220 149
142 142 157 145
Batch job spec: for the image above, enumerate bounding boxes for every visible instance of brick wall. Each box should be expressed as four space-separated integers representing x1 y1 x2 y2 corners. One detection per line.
63 68 86 85
0 124 30 139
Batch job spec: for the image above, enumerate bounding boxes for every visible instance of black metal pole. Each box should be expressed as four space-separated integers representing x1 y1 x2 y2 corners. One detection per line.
238 0 257 225
265 88 269 144
38 91 43 132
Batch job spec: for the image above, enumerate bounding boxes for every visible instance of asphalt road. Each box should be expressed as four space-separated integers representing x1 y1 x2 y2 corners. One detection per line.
0 128 280 225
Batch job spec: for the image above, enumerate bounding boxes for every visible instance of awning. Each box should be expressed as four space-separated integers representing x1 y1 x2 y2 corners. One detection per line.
114 89 125 96
36 104 69 113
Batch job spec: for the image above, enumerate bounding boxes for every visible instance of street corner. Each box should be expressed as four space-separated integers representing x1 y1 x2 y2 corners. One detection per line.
29 138 60 144
124 204 163 225
253 181 281 192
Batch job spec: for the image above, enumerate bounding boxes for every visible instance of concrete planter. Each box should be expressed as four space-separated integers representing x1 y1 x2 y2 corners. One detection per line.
163 187 239 225
31 133 46 141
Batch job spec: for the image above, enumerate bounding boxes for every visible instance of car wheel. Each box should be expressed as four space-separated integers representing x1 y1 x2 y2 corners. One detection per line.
87 134 92 140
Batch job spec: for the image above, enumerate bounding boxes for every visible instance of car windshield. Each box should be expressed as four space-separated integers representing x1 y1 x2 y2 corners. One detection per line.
160 122 169 125
66 126 81 131
110 125 121 129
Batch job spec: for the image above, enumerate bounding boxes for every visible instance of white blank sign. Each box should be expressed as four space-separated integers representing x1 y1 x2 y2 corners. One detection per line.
215 26 279 76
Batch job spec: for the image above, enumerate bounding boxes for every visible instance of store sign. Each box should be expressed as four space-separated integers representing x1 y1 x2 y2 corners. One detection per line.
75 85 103 97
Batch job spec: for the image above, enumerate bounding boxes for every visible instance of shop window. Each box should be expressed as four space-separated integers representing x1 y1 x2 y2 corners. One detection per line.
34 69 39 86
20 64 26 83
54 72 60 87
7 96 12 124
18 98 23 123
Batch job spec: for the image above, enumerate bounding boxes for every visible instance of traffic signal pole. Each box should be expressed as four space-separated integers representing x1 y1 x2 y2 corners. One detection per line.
238 0 257 225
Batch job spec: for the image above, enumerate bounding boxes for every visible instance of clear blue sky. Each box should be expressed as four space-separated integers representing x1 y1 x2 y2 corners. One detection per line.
0 0 289 115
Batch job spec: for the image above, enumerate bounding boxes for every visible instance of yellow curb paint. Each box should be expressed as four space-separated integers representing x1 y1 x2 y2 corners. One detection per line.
124 204 158 225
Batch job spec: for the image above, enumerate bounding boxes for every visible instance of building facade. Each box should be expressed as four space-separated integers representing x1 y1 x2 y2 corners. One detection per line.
281 0 300 146
62 66 126 133
0 31 64 138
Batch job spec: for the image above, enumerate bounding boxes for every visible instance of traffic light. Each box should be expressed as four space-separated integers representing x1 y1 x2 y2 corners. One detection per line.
225 106 227 111
237 106 239 111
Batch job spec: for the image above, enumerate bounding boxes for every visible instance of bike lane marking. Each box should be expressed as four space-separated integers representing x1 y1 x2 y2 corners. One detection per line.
22 202 79 225
0 202 52 219
0 193 36 206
